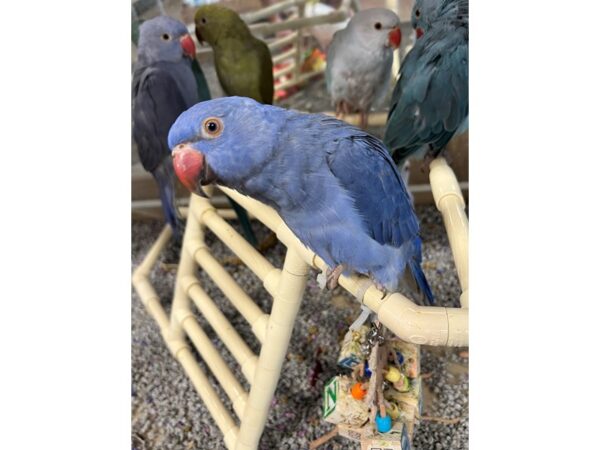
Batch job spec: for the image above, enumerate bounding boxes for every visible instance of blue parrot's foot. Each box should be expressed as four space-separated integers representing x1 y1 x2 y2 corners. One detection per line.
370 276 388 298
326 264 346 290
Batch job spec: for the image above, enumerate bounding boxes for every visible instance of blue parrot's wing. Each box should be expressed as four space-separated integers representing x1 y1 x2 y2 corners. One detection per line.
326 131 419 248
325 123 434 303
132 64 189 173
383 25 468 164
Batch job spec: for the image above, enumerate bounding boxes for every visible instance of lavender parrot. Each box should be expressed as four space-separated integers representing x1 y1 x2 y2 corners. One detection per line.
168 97 434 304
384 0 468 167
132 16 201 240
325 8 401 129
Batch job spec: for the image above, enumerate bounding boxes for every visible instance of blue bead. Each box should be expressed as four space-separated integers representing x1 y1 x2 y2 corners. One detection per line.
364 361 372 378
375 412 393 433
396 351 404 365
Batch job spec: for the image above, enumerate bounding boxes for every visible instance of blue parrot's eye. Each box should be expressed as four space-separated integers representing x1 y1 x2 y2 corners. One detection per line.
161 33 171 41
415 9 421 18
202 117 223 138
374 22 382 30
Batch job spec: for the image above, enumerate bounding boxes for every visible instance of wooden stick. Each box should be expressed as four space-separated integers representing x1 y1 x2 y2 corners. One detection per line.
419 415 465 425
309 426 339 449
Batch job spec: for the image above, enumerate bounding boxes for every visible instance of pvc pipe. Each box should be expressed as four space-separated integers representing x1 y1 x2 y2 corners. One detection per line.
275 69 324 92
273 47 297 66
180 275 258 383
267 31 299 52
191 244 269 344
132 225 172 333
190 195 279 287
178 311 249 418
169 203 202 347
236 249 310 450
218 186 468 347
429 157 469 302
176 348 239 450
134 251 239 448
242 0 306 24
274 63 295 80
250 10 348 35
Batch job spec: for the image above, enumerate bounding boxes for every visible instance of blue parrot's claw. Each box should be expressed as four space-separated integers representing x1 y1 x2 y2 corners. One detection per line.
325 265 345 290
370 276 388 298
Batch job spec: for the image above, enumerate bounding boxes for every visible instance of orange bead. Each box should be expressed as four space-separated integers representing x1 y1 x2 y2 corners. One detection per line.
351 382 367 400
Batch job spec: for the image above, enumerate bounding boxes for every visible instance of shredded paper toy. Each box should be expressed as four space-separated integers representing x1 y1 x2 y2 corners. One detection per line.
315 321 422 449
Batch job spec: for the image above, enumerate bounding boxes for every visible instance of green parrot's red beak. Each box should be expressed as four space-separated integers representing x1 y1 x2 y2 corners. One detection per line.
388 26 402 49
172 145 215 197
180 34 196 59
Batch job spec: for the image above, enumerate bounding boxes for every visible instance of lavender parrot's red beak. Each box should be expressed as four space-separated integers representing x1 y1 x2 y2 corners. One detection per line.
180 34 196 59
172 145 215 197
415 27 424 39
388 26 402 49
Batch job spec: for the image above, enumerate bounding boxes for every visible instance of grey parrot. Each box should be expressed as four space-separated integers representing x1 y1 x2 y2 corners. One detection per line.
384 0 468 167
325 8 402 129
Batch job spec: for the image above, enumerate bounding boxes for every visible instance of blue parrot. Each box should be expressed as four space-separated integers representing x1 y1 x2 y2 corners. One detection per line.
168 97 434 304
383 0 468 167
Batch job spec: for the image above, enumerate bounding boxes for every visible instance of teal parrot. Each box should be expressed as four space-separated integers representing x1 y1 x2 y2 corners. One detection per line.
384 0 468 167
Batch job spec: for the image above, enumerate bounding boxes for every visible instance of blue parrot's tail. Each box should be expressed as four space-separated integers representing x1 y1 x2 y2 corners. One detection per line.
153 159 184 242
408 258 435 306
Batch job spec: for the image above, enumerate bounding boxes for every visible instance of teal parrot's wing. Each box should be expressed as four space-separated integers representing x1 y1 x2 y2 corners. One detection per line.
191 58 212 102
384 24 468 165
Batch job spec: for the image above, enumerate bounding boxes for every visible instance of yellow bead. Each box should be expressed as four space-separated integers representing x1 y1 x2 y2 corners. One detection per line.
385 366 401 383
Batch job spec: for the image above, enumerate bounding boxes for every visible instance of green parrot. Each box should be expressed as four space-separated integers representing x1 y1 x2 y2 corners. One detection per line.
194 4 274 105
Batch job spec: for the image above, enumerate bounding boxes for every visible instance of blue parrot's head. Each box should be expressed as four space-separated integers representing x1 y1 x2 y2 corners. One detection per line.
168 96 285 196
137 16 196 65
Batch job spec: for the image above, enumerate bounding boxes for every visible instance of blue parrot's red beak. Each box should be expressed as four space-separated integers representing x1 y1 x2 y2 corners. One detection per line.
180 34 196 59
172 145 215 197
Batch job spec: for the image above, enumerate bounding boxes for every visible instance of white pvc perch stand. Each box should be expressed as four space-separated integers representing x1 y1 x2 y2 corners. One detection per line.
132 156 468 449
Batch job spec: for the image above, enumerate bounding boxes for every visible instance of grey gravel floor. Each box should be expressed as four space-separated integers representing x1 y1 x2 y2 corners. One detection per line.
131 205 468 450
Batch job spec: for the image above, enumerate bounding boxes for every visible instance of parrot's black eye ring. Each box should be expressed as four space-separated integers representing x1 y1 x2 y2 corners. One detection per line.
202 117 223 138
161 33 171 41
415 9 421 18
374 22 382 30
